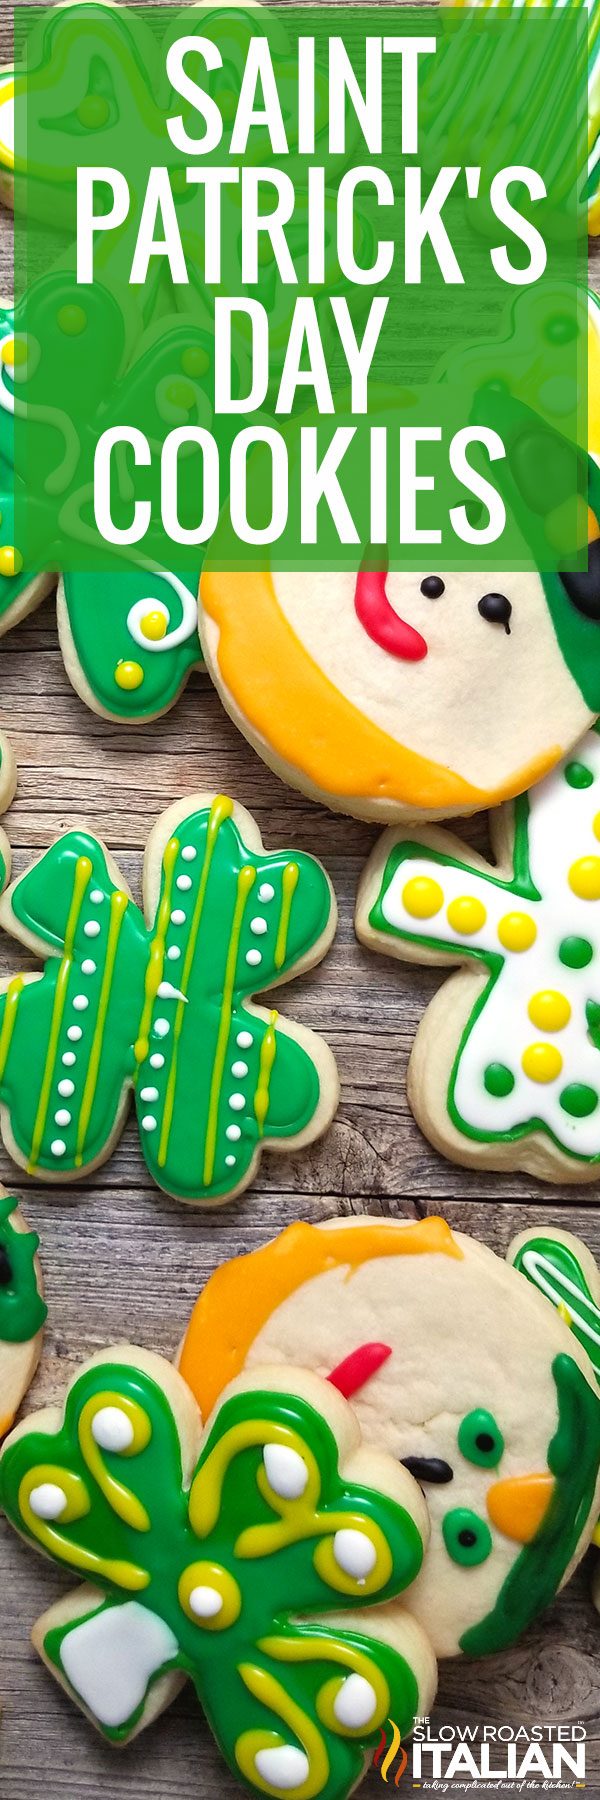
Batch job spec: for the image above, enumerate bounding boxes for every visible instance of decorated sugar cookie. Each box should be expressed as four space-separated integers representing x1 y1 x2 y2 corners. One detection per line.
180 1216 600 1658
356 723 600 1184
0 1191 46 1436
509 1224 600 1383
0 793 337 1202
0 1349 436 1796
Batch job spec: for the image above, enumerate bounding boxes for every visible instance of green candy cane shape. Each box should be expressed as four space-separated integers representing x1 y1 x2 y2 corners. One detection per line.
0 1352 436 1800
0 793 338 1203
509 1227 600 1387
356 723 600 1182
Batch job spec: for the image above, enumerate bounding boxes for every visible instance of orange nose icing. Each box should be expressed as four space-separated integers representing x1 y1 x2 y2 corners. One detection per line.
486 1473 555 1543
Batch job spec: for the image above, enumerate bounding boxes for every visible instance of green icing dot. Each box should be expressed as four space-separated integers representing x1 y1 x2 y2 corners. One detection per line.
544 313 578 345
484 1062 515 1098
458 1408 504 1468
442 1508 493 1568
559 936 594 969
560 1084 599 1119
564 762 594 789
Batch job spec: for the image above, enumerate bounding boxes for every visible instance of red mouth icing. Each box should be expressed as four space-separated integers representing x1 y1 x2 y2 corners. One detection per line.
327 1341 392 1399
354 567 428 662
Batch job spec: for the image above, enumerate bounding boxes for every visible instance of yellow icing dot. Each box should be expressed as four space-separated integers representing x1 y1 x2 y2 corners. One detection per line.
1 336 16 368
57 305 87 337
497 912 537 952
77 95 110 129
0 545 23 577
165 378 196 411
446 895 487 936
402 876 444 920
568 856 600 900
182 346 210 379
139 609 167 642
522 1043 563 1084
527 990 571 1032
115 660 144 691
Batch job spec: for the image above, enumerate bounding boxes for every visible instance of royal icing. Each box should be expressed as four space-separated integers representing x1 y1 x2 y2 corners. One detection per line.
512 1231 600 1385
363 724 600 1170
0 795 336 1201
0 1353 432 1794
0 1195 46 1346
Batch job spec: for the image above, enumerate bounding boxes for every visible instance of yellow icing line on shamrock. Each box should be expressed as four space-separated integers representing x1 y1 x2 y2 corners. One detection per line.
235 1665 328 1800
18 1462 150 1590
77 1392 151 1533
189 1416 321 1540
0 974 24 1076
254 1012 278 1135
258 1632 390 1730
75 891 129 1165
275 863 299 970
156 795 234 1168
28 855 92 1172
134 837 179 1065
202 863 256 1187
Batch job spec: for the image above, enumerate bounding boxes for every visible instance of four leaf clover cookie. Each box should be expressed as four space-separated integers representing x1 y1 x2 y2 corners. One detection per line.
0 1352 436 1798
0 793 338 1201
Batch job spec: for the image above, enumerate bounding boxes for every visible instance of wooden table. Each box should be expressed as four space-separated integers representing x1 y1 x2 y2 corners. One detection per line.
1 8 599 1795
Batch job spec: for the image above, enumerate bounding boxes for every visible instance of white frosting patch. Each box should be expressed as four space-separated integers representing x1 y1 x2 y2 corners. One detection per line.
188 1585 223 1619
254 1747 310 1791
59 1601 179 1730
333 1674 377 1729
333 1529 377 1580
263 1444 309 1500
91 1406 135 1453
30 1482 67 1520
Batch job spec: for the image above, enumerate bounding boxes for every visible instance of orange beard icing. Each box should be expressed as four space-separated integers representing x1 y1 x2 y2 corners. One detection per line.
180 1216 462 1420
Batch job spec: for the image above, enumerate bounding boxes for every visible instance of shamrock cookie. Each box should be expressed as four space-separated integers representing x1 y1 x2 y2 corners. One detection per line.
0 1190 46 1436
180 1215 600 1658
356 723 600 1183
0 1349 437 1797
0 794 337 1202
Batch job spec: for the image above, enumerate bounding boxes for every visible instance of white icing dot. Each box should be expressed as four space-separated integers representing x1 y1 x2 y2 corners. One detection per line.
333 1529 377 1581
237 1030 252 1049
263 1444 309 1500
229 1093 245 1111
81 959 96 976
84 920 101 938
250 917 268 936
150 1053 165 1069
226 1124 241 1141
157 980 185 1002
181 845 197 862
189 1585 223 1619
72 995 89 1012
90 889 104 904
54 1109 71 1127
29 1482 68 1521
58 1079 75 1097
176 874 192 891
140 1087 159 1103
62 1052 76 1067
231 1060 248 1078
333 1675 377 1730
255 1748 310 1791
258 883 275 903
154 1019 170 1038
67 1025 82 1042
171 909 186 925
92 1406 135 1453
246 949 262 966
51 1139 66 1157
142 1115 157 1132
225 1154 236 1167
167 945 181 961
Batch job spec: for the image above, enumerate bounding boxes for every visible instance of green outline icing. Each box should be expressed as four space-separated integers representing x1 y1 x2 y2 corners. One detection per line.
0 1196 45 1344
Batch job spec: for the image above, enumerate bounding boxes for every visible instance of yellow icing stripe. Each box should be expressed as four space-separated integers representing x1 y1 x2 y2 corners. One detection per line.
19 1465 150 1591
157 796 233 1168
254 1011 278 1134
78 1393 151 1533
0 974 24 1077
275 863 299 969
134 837 178 1066
75 891 129 1165
202 864 256 1186
28 856 92 1172
236 1666 328 1800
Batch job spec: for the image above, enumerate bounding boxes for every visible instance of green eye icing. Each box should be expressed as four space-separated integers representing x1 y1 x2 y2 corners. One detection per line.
458 1409 504 1469
442 1507 493 1568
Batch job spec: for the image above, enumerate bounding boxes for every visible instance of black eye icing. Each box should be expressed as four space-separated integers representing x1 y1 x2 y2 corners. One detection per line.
560 540 600 620
401 1455 454 1485
478 592 512 635
420 576 445 600
0 1244 13 1286
475 1432 495 1454
458 1528 477 1548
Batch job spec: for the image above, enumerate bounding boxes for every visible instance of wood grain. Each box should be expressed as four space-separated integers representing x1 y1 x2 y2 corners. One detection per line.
0 7 599 1796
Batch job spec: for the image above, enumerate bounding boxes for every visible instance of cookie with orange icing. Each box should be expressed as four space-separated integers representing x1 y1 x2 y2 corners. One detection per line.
179 1216 600 1658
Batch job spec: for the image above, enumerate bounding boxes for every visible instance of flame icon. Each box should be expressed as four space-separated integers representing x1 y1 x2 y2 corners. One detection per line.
374 1720 409 1785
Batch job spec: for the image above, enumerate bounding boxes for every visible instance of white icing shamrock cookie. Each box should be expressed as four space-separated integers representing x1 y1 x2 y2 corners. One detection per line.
0 792 338 1202
356 723 600 1184
0 1348 436 1798
0 1189 46 1436
180 1215 600 1659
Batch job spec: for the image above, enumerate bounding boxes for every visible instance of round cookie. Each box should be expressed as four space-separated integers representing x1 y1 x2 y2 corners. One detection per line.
180 1215 600 1658
0 1190 46 1435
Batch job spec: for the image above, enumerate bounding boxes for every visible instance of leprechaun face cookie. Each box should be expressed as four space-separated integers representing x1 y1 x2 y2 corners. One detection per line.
356 722 600 1184
0 1191 46 1435
180 1217 600 1659
0 1348 436 1798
